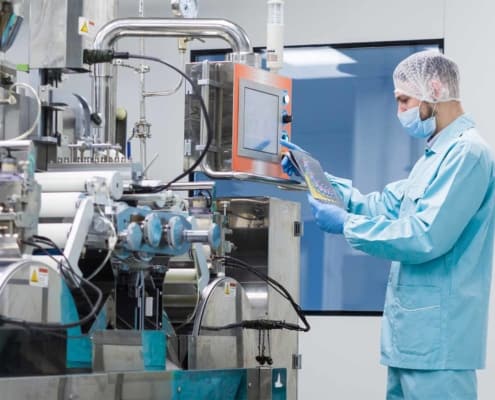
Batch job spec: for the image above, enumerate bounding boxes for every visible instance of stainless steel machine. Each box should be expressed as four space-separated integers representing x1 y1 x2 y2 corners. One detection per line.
0 1 307 399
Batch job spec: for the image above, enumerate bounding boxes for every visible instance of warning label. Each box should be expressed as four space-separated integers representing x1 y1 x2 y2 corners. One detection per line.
78 17 96 37
224 281 237 296
29 266 49 288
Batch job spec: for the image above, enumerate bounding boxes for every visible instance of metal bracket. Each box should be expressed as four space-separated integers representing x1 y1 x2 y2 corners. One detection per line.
197 78 229 89
293 221 302 237
292 353 302 370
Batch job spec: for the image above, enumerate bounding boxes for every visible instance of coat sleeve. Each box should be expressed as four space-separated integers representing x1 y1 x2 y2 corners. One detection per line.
326 173 407 219
343 142 491 264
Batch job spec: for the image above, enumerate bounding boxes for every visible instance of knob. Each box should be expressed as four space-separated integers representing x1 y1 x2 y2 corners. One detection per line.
166 216 186 249
120 222 143 251
143 213 163 248
282 113 292 124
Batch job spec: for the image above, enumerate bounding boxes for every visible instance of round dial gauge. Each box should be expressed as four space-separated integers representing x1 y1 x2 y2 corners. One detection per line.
171 0 198 18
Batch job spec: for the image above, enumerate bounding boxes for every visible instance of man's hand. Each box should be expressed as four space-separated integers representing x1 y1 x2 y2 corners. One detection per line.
307 194 348 234
280 138 305 177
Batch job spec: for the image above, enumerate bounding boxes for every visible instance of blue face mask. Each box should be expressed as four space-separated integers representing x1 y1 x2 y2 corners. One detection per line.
397 105 436 139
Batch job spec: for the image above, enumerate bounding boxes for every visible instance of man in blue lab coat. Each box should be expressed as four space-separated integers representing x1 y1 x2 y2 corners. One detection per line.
282 51 495 399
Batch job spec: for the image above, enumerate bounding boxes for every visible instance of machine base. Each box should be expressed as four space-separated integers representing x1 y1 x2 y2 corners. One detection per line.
0 367 287 400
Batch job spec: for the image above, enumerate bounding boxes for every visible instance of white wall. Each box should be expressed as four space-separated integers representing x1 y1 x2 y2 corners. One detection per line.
444 1 495 397
113 0 495 398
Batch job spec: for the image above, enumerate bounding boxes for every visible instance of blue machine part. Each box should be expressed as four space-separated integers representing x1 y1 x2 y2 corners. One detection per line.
143 213 163 248
168 368 287 399
208 223 221 250
272 368 287 400
124 222 143 251
116 207 192 256
62 281 108 369
142 330 167 371
167 216 186 249
62 282 92 369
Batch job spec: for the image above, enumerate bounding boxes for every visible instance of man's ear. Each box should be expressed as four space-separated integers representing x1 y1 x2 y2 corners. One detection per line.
430 79 444 101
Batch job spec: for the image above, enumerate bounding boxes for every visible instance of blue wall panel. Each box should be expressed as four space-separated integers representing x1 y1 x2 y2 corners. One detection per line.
194 42 439 311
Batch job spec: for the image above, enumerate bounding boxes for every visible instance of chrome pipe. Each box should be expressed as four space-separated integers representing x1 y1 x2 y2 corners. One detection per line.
92 18 252 144
93 18 252 61
120 181 217 202
200 159 307 190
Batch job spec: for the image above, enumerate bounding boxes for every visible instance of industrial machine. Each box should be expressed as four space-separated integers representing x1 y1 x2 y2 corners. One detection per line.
0 1 306 399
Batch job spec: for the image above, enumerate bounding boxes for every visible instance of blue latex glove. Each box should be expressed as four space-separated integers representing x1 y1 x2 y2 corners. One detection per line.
307 194 348 234
280 138 305 177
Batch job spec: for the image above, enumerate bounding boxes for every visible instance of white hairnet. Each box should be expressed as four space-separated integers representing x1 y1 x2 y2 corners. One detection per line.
393 50 460 103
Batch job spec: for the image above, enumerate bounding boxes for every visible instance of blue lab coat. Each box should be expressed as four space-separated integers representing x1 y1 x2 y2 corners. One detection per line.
329 114 495 369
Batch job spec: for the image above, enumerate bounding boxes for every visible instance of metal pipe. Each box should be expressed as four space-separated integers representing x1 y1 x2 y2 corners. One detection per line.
199 159 307 190
93 18 251 59
126 180 215 191
92 18 252 144
120 181 216 202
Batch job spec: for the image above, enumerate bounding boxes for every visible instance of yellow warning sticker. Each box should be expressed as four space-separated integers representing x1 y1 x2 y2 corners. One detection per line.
224 281 237 296
29 265 49 288
30 268 38 283
78 17 95 37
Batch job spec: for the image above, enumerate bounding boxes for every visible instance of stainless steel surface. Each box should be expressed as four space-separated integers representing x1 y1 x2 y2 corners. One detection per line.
184 61 306 188
184 61 233 174
247 368 273 400
92 18 252 143
0 368 284 400
189 276 258 369
0 259 63 323
267 198 300 400
29 0 85 70
177 197 301 398
82 0 118 51
93 330 147 372
0 141 41 246
30 0 116 71
218 197 301 400
0 237 20 258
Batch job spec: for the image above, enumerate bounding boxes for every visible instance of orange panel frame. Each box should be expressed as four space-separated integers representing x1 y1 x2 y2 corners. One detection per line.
232 63 292 179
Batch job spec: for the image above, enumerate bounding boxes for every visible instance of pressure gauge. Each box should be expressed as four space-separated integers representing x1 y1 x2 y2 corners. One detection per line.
171 0 198 18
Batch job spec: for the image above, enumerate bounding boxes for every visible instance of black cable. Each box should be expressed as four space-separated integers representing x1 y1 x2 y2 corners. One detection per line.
122 53 214 194
0 238 103 331
30 235 94 308
27 240 94 309
202 319 304 332
224 259 308 330
224 255 298 304
202 256 311 333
